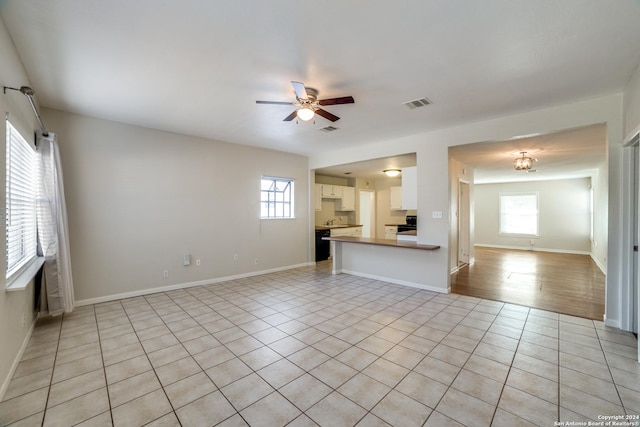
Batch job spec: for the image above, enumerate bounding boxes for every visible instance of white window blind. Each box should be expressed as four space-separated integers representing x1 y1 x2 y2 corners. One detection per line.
6 121 38 280
499 193 538 236
260 176 294 218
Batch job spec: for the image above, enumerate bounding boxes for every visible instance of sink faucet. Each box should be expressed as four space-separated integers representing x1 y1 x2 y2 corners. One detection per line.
326 219 335 225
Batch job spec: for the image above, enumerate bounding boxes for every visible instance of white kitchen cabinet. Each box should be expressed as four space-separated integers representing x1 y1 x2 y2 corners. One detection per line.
314 184 323 211
384 225 398 239
322 185 343 199
330 226 363 237
390 186 403 210
339 186 355 211
401 166 417 210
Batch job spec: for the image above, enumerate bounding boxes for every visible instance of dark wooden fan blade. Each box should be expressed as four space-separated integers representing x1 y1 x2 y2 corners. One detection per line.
283 110 298 121
291 81 308 100
315 108 340 122
318 96 355 106
256 100 296 105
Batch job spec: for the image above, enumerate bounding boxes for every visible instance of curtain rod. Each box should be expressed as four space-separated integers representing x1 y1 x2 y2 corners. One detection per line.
3 86 49 137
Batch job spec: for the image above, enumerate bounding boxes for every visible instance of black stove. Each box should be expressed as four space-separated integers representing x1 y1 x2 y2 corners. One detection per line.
397 215 417 233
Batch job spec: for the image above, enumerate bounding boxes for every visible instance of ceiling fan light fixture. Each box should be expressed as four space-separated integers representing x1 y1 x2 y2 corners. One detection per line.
513 152 534 171
296 107 315 121
383 169 401 177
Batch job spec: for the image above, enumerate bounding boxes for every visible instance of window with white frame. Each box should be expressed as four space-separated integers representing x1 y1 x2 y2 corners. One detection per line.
499 192 538 236
6 120 38 280
260 176 294 218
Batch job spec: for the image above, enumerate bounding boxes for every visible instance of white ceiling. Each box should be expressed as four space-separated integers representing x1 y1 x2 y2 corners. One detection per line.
1 1 638 180
449 124 608 183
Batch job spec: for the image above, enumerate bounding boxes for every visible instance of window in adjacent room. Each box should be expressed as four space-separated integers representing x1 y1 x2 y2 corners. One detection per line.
499 192 538 236
261 176 294 218
6 120 38 280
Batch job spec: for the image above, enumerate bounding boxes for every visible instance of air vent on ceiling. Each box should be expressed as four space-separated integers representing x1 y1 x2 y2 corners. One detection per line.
403 97 432 109
319 125 339 133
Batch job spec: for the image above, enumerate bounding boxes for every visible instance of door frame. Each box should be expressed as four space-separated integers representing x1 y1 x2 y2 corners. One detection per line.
622 130 639 361
358 189 375 238
458 179 471 265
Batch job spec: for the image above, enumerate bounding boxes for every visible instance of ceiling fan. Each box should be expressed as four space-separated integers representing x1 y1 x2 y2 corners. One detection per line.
256 81 354 123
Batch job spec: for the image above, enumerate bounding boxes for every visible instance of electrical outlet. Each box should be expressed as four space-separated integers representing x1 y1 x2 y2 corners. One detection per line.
163 270 169 278
234 254 239 261
21 313 26 327
196 259 201 266
254 258 259 265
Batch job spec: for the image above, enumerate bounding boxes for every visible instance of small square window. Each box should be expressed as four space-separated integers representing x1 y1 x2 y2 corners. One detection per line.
260 176 294 219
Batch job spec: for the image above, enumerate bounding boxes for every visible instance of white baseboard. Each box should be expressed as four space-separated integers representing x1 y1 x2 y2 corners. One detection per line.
75 263 309 306
0 313 39 402
340 269 450 294
603 315 620 329
474 244 591 256
590 254 607 275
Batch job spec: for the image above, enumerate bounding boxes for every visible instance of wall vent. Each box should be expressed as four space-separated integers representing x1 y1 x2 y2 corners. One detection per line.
319 125 338 133
403 97 432 109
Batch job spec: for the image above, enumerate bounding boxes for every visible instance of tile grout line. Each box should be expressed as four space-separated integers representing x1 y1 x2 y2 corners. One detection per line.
39 316 63 427
594 318 630 416
93 305 116 427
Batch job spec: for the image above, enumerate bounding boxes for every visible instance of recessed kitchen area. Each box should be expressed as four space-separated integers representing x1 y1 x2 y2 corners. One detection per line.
313 154 418 261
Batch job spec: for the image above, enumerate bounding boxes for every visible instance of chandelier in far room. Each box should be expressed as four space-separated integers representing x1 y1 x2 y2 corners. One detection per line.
513 152 534 170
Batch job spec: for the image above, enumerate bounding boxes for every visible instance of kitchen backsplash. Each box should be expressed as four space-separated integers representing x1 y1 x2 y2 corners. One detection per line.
316 199 356 225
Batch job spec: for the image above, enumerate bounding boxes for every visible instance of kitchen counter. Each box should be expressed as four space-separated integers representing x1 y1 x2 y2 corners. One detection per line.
323 236 439 251
315 224 362 230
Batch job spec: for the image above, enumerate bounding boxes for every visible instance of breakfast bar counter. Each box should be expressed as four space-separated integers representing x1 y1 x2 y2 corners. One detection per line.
321 236 448 293
322 236 439 251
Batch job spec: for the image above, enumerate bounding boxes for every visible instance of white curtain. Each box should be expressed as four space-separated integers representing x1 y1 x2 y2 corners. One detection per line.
36 132 74 316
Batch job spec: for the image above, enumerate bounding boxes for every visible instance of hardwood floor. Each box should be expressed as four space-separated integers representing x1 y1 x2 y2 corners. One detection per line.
450 247 605 320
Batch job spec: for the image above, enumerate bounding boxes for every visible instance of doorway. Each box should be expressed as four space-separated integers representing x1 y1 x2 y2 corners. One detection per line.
359 190 375 238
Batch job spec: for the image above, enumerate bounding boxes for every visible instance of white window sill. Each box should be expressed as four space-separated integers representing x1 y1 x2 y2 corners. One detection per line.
6 257 45 292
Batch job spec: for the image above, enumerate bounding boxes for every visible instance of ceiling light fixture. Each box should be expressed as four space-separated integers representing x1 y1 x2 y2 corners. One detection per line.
383 169 401 177
513 152 534 171
296 107 315 121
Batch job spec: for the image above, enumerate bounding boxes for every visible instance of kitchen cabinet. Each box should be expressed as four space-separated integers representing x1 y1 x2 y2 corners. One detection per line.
384 225 398 239
322 185 343 199
330 226 362 237
314 184 323 211
401 166 417 210
390 186 403 210
339 186 355 211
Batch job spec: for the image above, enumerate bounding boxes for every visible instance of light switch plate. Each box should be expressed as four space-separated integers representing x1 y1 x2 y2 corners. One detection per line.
432 211 443 219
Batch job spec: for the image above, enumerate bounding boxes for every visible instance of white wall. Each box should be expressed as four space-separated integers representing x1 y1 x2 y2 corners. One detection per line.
591 163 608 272
309 94 625 327
624 63 640 139
474 178 591 253
42 109 310 303
0 18 41 399
449 157 474 271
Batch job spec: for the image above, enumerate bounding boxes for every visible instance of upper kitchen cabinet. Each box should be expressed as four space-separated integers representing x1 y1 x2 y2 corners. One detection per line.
322 185 343 199
339 186 355 211
390 186 403 210
401 166 417 210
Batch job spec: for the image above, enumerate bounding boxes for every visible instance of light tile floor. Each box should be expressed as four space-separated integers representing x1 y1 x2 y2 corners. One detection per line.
1 263 639 426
